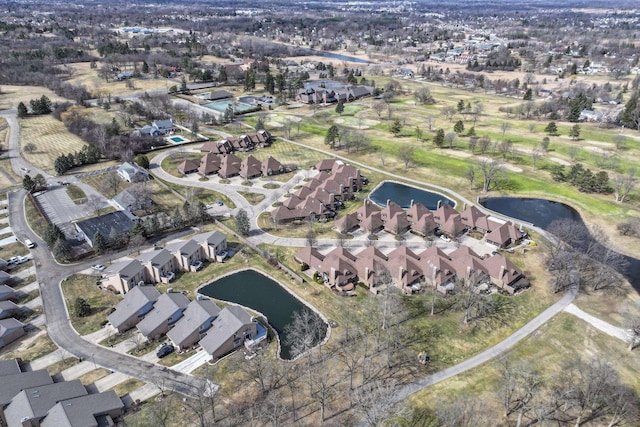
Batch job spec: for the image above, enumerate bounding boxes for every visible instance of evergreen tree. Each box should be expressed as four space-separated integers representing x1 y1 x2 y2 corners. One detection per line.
325 125 340 148
32 174 46 191
264 70 275 94
171 207 184 229
621 91 639 129
17 102 28 118
218 66 227 83
434 129 445 147
335 100 345 115
544 121 558 135
235 209 250 236
569 124 581 140
134 154 150 169
53 238 71 261
129 222 147 238
453 120 464 134
141 61 149 74
93 232 107 254
22 175 35 193
457 99 465 112
73 297 91 317
390 118 402 137
523 88 533 101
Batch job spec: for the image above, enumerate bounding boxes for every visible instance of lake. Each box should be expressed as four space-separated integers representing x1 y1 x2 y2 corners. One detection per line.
369 181 455 210
301 48 369 64
481 197 640 292
199 269 326 360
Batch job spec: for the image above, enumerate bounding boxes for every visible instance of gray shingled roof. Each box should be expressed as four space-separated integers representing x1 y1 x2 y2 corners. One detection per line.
0 359 21 377
107 286 160 330
165 239 201 257
40 391 124 427
74 211 135 244
0 284 15 301
167 300 220 347
4 380 88 427
192 231 226 247
200 306 254 356
137 249 174 267
107 259 146 281
136 292 190 338
0 370 53 405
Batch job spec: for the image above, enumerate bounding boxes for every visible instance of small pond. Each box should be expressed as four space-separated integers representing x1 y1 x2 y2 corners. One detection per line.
199 269 326 360
481 197 640 292
369 181 455 210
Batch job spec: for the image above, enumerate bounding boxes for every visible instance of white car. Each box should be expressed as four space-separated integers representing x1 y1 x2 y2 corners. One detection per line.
15 256 29 265
91 264 106 271
24 239 36 249
439 235 451 242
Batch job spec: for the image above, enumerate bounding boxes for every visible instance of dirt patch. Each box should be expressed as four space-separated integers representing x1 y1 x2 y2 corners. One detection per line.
550 157 571 166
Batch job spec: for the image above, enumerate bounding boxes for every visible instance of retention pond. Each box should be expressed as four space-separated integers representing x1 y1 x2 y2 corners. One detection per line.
369 181 455 210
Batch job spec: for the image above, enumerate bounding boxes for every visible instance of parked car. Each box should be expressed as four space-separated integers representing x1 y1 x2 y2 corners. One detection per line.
191 261 203 271
439 235 451 242
216 199 224 206
156 343 175 359
92 264 106 271
7 257 19 265
15 256 29 265
24 239 36 249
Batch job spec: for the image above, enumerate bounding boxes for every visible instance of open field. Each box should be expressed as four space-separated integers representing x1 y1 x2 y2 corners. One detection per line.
0 85 68 111
19 115 88 174
62 274 122 336
409 313 640 419
0 332 57 363
0 158 21 189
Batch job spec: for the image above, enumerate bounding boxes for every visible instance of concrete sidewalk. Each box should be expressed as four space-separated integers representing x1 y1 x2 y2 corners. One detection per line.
564 303 630 343
172 349 210 374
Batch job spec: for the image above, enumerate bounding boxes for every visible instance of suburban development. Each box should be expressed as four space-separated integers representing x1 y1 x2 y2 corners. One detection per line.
0 0 639 426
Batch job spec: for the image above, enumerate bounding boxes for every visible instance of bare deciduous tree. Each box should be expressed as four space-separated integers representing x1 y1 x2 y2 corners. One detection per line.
612 168 637 202
477 158 503 192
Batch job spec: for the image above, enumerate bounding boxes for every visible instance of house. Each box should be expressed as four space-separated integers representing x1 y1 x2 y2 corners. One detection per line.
449 246 488 283
359 212 383 234
460 205 488 231
198 153 221 176
318 247 358 289
293 247 324 271
74 211 135 248
165 239 203 272
239 155 262 180
116 162 149 183
261 156 284 176
380 202 410 235
0 284 16 302
103 259 147 295
0 370 53 406
200 306 258 360
485 221 523 248
217 154 241 178
151 119 175 135
113 188 152 213
386 246 423 291
483 254 529 294
354 246 389 291
412 211 437 237
167 299 221 351
418 246 457 293
335 212 360 234
192 231 227 262
137 249 177 284
200 140 232 155
39 391 124 427
107 285 160 333
136 125 161 137
136 292 190 340
433 204 463 236
0 318 25 348
0 301 19 319
3 380 88 427
0 359 21 377
178 159 200 175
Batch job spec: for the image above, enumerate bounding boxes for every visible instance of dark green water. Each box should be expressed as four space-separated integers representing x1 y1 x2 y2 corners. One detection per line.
199 269 326 359
370 181 454 210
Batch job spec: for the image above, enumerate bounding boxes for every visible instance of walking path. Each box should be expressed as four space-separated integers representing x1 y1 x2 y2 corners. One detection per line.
564 303 630 343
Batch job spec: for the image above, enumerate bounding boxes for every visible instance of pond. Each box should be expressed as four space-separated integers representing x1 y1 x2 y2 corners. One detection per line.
369 181 455 210
199 269 327 360
300 48 369 64
481 197 640 292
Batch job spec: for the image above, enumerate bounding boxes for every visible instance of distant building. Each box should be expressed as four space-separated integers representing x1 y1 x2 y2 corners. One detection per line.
74 211 135 247
116 162 150 183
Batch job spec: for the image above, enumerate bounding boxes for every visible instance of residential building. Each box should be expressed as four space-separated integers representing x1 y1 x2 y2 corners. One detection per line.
178 159 199 175
107 285 160 333
0 301 19 320
433 203 463 236
0 370 53 406
0 318 25 348
239 155 262 180
39 391 124 427
192 231 227 262
198 152 221 176
151 119 175 135
0 359 21 377
103 259 147 295
116 162 149 183
113 188 152 213
483 253 529 294
0 258 7 271
0 284 16 301
137 249 177 284
485 221 524 248
3 380 87 427
217 154 241 179
386 246 423 291
261 156 284 176
136 292 190 340
354 246 388 291
165 239 203 272
200 306 258 360
167 299 221 351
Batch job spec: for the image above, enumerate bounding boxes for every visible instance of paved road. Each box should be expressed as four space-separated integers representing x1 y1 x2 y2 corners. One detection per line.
564 303 630 343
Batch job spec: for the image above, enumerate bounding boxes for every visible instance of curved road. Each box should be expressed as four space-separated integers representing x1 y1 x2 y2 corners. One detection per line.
4 113 212 398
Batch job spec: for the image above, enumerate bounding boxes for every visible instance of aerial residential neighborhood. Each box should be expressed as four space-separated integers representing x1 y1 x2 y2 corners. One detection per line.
0 0 639 425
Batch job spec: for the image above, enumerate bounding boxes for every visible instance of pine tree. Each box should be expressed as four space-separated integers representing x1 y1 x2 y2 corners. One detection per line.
235 209 250 236
22 175 35 193
453 120 464 134
264 71 275 94
93 232 107 254
544 121 558 135
390 119 402 137
434 129 445 147
325 125 339 148
17 102 28 118
335 100 345 115
141 61 149 74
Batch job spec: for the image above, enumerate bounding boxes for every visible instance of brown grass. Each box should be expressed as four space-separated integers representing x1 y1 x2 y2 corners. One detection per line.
61 274 121 336
0 332 57 362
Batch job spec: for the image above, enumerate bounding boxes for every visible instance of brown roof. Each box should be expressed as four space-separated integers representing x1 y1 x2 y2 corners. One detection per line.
178 159 199 174
198 153 221 175
262 156 283 176
406 202 431 220
485 221 523 247
335 212 359 233
413 213 437 236
460 205 487 229
294 247 324 269
384 212 411 235
315 159 338 171
380 202 404 222
240 155 262 179
483 253 523 287
360 212 383 233
218 154 241 178
357 200 381 220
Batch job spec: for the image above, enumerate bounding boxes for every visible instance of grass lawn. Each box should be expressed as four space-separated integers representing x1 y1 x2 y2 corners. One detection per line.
80 171 132 198
0 332 57 362
157 348 197 367
156 177 237 209
0 241 29 259
18 115 88 175
78 368 110 386
237 191 265 205
46 357 80 376
0 158 21 189
161 151 202 178
24 195 48 241
111 378 146 397
61 274 121 336
408 313 640 418
65 184 87 204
